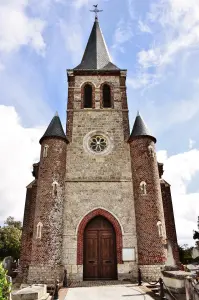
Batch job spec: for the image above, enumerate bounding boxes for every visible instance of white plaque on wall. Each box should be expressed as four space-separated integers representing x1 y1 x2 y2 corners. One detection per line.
122 248 135 261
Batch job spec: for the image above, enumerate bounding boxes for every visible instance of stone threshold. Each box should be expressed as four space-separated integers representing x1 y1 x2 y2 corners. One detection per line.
68 280 132 288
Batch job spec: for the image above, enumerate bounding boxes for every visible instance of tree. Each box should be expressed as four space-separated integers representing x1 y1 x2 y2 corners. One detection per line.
193 216 199 247
178 244 193 264
0 217 22 259
4 217 22 230
0 263 11 300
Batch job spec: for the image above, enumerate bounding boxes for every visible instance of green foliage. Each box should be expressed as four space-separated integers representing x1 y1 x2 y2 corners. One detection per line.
193 216 199 240
0 217 22 259
4 217 22 230
178 244 193 264
193 217 199 249
193 256 199 263
0 263 11 300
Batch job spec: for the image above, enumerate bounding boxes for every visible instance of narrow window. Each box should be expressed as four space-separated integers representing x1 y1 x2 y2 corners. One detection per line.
43 145 49 158
36 222 43 239
157 221 163 238
52 181 58 196
148 145 154 157
102 84 111 108
83 84 92 108
140 181 147 195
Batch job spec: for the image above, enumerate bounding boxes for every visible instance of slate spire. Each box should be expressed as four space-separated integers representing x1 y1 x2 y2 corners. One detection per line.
74 18 119 70
39 113 68 144
129 112 156 143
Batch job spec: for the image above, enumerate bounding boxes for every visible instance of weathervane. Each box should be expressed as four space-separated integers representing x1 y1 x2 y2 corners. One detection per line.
90 4 103 20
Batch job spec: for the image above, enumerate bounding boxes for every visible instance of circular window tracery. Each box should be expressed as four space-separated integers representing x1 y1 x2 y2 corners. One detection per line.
89 135 107 153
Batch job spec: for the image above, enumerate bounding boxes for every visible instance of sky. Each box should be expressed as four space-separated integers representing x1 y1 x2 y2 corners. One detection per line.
0 0 199 247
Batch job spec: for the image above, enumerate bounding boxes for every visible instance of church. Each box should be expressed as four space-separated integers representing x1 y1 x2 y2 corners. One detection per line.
18 14 179 284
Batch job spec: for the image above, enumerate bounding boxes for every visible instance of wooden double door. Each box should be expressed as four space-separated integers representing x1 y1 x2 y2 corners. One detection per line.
83 216 117 280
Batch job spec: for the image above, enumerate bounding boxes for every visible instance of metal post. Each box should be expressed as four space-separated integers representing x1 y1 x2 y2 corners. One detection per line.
63 269 67 288
53 279 59 300
159 277 166 300
138 268 142 286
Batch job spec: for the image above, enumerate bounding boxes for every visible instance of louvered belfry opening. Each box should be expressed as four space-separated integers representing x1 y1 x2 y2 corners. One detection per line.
84 84 93 108
102 84 111 108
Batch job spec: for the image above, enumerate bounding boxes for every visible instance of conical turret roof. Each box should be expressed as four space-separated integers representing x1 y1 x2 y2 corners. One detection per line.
39 113 68 144
129 112 156 143
74 18 119 70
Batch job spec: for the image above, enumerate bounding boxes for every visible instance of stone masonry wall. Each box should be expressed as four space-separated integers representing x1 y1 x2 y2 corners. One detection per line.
129 137 167 267
18 181 37 283
139 264 163 281
28 138 66 284
161 180 180 265
63 73 138 280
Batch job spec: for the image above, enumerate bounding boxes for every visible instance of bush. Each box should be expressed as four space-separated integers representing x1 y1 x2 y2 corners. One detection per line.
0 263 11 300
193 256 199 263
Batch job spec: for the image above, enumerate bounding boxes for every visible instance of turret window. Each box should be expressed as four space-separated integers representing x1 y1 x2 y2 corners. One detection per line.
36 222 43 239
157 221 163 238
43 145 49 158
83 84 93 108
140 181 147 195
148 145 154 157
102 84 112 108
52 181 58 196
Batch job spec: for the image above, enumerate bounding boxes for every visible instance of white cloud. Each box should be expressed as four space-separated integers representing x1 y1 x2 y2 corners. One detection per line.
59 19 84 65
132 0 199 89
0 1 46 56
111 19 133 54
127 72 160 90
139 0 199 69
157 149 199 246
0 105 43 223
138 20 152 34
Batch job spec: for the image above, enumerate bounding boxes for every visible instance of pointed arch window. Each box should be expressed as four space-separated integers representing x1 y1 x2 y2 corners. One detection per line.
52 181 58 196
102 84 112 108
157 221 163 238
140 181 147 195
36 222 43 239
83 84 93 108
148 145 154 157
43 145 49 158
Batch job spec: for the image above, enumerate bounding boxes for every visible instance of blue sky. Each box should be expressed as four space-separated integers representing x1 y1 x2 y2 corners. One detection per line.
0 0 199 247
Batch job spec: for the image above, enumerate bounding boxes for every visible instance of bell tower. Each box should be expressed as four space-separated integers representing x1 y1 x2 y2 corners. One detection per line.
62 15 138 281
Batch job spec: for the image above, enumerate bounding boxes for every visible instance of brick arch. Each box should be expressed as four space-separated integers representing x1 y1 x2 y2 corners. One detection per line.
81 82 95 109
77 208 123 264
100 82 114 108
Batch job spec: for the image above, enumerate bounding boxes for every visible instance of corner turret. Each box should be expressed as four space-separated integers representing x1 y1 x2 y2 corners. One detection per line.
129 113 167 280
27 113 68 284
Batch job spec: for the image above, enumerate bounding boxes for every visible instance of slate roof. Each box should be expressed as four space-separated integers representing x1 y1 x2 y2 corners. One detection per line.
129 112 156 142
39 113 68 144
74 18 120 70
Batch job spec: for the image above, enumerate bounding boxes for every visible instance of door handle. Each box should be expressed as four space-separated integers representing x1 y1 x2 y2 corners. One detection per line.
88 260 95 263
105 260 111 263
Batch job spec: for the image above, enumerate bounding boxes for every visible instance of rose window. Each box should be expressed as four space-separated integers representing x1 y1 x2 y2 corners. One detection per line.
89 135 108 153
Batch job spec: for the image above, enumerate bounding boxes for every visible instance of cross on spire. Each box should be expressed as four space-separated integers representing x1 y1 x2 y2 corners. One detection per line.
90 4 103 20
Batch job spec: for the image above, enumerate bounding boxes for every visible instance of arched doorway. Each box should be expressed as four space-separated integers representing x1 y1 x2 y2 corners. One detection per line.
83 216 117 280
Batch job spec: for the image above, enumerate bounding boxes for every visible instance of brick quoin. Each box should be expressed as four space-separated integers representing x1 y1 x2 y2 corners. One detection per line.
77 208 123 265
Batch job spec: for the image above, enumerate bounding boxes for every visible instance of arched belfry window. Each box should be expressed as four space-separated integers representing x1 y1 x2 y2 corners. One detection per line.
83 84 92 108
102 84 112 108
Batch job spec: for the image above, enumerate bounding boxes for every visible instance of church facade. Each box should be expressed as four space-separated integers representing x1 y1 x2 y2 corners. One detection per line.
19 17 179 284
